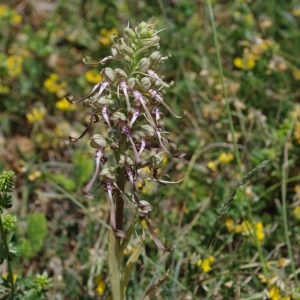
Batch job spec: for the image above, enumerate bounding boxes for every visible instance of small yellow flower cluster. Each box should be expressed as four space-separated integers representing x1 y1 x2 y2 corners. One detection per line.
292 68 300 80
0 5 22 25
268 286 290 300
55 97 75 111
0 84 10 94
293 122 300 144
277 258 290 268
233 37 274 70
225 218 265 242
5 55 23 77
291 6 300 17
293 206 300 219
94 274 105 295
2 273 18 284
84 70 102 84
293 184 300 200
218 152 234 164
196 255 215 273
28 170 42 181
0 5 8 17
26 107 46 123
43 73 67 98
98 28 118 46
233 11 255 28
233 55 256 70
207 152 234 172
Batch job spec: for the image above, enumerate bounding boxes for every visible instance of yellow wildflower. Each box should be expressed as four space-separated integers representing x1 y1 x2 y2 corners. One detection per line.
140 219 147 229
224 217 235 232
0 5 9 18
98 28 118 46
217 152 234 164
277 258 290 268
257 273 267 283
292 69 300 80
293 184 300 201
233 55 255 70
269 287 280 300
294 122 300 144
84 69 102 84
207 161 217 172
28 170 42 181
235 220 251 235
197 256 215 273
6 55 23 77
293 206 300 219
2 273 17 284
268 287 290 300
255 222 265 241
292 6 300 17
94 275 105 295
26 107 46 123
0 84 10 94
43 73 67 97
10 11 22 24
56 97 75 111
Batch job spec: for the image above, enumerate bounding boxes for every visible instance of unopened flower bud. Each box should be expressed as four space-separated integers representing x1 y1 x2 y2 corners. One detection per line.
111 111 127 122
149 51 162 62
127 77 137 89
140 77 152 92
102 67 115 82
137 200 152 217
138 58 151 73
119 44 135 56
100 167 116 180
119 154 134 166
111 46 118 57
124 26 137 39
90 134 107 148
114 68 128 80
140 37 160 48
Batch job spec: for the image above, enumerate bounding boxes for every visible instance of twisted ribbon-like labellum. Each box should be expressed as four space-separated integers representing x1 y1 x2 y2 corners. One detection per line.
106 180 127 239
82 147 104 197
69 112 98 142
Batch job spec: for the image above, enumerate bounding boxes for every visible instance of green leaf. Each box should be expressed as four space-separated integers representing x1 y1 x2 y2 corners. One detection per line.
51 173 76 192
73 150 94 187
18 238 33 259
108 230 122 300
121 243 143 296
27 212 48 254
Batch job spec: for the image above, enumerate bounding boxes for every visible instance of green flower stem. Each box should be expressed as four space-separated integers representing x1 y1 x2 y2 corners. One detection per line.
205 0 242 173
0 216 15 296
282 142 297 284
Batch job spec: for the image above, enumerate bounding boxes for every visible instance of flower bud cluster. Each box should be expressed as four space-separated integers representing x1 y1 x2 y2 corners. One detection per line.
68 20 180 251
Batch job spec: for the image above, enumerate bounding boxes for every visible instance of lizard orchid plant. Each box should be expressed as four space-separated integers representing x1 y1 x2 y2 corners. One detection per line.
67 19 182 298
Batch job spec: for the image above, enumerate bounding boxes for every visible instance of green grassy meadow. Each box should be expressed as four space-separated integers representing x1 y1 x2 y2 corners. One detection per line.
1 0 300 299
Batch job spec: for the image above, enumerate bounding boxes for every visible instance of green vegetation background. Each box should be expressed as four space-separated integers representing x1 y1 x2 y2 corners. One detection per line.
1 0 300 299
